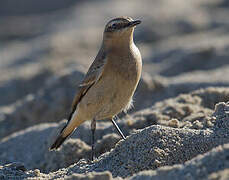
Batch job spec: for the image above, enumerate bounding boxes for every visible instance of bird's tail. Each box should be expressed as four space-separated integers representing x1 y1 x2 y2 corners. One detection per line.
49 121 75 150
49 109 84 150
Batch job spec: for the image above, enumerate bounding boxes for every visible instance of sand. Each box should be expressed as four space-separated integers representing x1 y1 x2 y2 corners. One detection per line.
1 0 229 179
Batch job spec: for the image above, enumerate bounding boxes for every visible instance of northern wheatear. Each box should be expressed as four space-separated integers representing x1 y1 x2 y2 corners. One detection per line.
50 17 142 160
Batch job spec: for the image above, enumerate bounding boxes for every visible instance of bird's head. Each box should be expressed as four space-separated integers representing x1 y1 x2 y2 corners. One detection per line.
103 17 141 47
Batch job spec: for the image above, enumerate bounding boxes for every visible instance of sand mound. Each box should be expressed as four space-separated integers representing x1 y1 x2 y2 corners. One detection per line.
0 88 229 179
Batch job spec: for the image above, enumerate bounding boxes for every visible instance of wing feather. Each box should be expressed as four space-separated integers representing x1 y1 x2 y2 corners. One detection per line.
79 49 106 87
67 47 106 122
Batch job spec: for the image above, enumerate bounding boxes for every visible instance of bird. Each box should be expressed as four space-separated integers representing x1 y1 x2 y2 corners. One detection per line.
49 16 142 161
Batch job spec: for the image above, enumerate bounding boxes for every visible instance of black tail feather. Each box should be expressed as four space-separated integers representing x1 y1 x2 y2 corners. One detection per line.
49 135 68 150
49 123 70 150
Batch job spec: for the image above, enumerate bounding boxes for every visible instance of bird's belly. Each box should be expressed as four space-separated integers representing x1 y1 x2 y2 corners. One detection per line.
78 73 138 120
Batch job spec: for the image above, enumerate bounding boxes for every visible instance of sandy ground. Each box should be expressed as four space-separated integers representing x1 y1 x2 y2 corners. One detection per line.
1 0 229 179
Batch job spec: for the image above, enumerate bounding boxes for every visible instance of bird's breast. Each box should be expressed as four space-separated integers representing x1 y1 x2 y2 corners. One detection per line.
106 44 142 83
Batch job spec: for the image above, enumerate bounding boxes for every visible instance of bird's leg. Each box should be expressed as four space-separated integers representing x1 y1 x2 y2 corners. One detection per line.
111 118 126 140
91 118 96 161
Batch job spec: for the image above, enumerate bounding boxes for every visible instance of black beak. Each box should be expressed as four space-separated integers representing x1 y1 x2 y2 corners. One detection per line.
128 20 141 27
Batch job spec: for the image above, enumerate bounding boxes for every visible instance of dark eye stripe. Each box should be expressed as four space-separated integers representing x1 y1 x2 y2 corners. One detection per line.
112 23 123 29
105 22 128 32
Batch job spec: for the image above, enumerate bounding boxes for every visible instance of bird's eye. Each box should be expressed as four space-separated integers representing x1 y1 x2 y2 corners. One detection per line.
112 23 117 29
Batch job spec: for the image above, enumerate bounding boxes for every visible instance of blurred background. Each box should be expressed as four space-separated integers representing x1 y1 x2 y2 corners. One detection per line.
1 0 229 138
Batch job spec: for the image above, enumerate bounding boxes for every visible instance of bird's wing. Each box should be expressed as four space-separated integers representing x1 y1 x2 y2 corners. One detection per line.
68 47 106 120
79 49 106 87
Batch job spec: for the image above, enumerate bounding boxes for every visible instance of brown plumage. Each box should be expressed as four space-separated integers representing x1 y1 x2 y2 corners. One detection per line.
50 17 142 155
